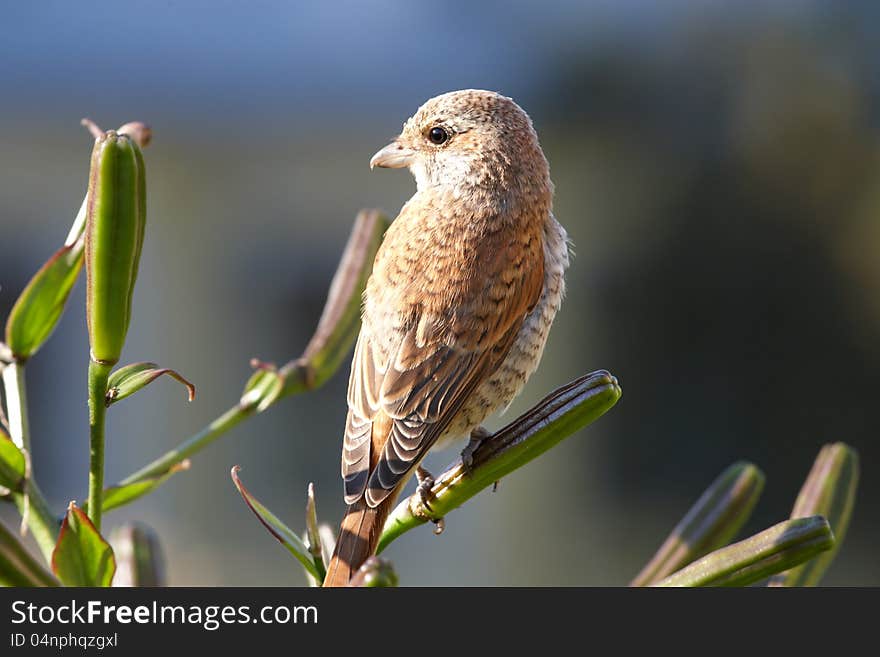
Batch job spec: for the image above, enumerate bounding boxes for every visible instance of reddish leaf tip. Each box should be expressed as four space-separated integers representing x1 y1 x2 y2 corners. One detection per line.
157 368 195 403
52 498 116 586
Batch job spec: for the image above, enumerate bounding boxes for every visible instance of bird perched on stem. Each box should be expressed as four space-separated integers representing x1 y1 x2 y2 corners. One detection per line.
323 89 569 586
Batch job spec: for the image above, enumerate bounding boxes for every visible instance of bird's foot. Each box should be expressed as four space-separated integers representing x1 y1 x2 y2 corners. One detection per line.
415 465 435 509
415 466 445 534
461 425 492 472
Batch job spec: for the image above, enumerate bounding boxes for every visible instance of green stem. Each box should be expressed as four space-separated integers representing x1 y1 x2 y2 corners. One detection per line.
0 517 58 586
2 360 58 561
118 404 251 485
11 483 59 563
2 361 31 450
87 360 112 531
378 370 622 553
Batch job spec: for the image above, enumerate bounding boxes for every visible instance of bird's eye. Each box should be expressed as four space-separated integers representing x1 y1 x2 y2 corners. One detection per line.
428 126 449 145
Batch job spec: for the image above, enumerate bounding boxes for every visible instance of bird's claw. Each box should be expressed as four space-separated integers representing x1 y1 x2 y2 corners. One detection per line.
461 425 492 472
415 466 436 512
415 466 445 534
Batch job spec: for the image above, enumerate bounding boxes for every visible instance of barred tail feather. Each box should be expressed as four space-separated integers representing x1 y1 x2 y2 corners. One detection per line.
323 500 390 587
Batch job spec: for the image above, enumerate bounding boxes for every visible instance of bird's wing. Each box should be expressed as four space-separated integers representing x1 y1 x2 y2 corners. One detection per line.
341 218 545 507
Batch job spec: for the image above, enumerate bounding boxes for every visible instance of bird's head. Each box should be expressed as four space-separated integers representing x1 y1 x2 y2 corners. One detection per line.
370 89 550 198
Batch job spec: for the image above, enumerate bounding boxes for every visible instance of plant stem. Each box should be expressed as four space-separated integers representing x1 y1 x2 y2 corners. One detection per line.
378 370 622 553
11 484 58 564
87 360 112 531
2 359 59 561
0 517 59 586
118 404 251 485
2 361 31 450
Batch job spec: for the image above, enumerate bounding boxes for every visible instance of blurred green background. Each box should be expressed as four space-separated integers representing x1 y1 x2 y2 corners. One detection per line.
1 1 877 585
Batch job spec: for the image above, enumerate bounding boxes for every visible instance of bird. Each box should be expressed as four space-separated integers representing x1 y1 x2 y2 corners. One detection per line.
322 89 570 586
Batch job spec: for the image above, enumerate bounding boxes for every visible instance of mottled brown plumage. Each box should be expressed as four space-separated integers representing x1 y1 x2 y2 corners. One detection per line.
324 90 569 586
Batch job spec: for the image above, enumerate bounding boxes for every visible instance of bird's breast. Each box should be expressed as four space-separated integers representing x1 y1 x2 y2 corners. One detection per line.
365 195 545 346
434 213 570 448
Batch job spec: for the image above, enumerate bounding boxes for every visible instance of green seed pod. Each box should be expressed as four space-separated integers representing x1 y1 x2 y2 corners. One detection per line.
84 131 146 365
4 121 152 363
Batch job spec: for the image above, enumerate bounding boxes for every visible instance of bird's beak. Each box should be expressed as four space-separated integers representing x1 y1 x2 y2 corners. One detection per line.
370 141 415 170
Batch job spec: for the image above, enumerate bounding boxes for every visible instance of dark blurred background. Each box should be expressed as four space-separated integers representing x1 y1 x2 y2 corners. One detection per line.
1 1 877 585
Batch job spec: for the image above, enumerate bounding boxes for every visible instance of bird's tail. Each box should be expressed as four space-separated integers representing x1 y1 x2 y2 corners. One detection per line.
323 499 391 587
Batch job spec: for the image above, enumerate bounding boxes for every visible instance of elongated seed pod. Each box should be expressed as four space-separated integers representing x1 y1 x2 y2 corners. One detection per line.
84 131 146 365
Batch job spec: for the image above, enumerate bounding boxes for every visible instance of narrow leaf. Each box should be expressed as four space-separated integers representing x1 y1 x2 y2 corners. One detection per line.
51 502 116 586
654 516 834 587
106 361 195 407
0 520 59 586
231 466 321 580
768 443 859 587
631 461 765 586
5 240 84 361
305 483 326 581
0 429 26 492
